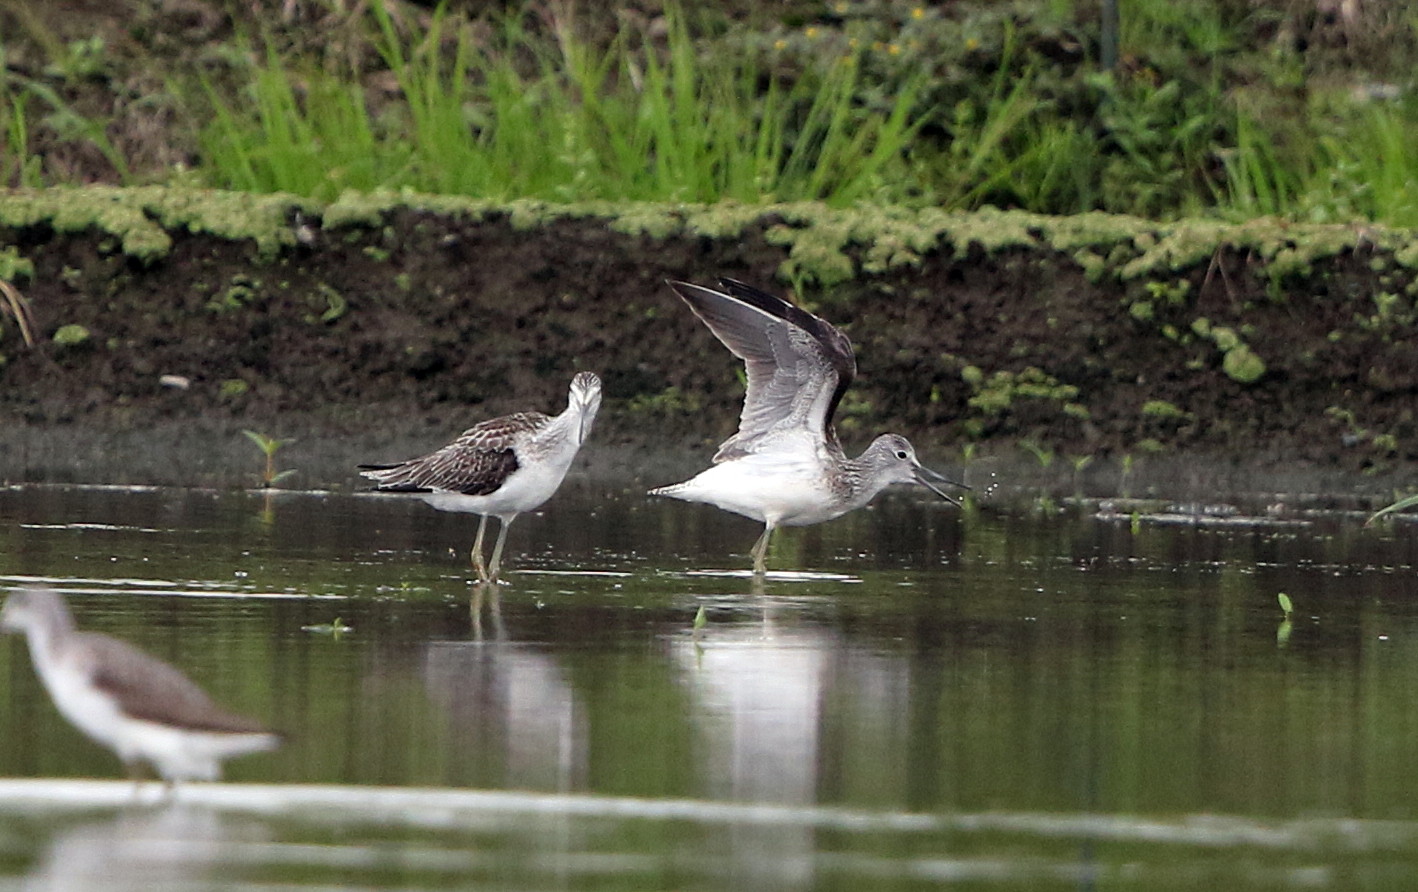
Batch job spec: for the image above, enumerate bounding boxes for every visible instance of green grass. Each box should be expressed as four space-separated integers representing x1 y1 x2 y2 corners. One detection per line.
1307 101 1418 228
4 0 1418 228
1220 96 1418 227
196 3 931 206
1 72 130 188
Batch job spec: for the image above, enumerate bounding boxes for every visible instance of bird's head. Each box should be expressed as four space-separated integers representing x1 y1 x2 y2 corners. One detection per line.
568 372 603 444
867 434 967 505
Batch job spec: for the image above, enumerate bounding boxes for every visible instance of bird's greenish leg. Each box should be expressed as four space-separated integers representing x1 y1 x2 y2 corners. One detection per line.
471 515 490 583
750 524 775 575
486 516 515 584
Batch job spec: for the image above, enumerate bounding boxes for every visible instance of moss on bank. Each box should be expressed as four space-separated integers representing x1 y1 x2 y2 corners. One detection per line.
4 186 1414 287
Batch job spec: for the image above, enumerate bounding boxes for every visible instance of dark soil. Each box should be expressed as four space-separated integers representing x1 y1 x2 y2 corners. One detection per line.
2 200 1417 491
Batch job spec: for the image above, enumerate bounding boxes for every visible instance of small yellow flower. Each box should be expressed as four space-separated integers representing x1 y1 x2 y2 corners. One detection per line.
911 7 925 19
887 43 901 55
774 38 787 51
805 26 819 38
833 1 848 12
965 37 980 51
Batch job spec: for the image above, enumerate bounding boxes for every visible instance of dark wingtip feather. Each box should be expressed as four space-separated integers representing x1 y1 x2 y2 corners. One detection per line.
716 277 790 307
359 462 434 493
672 277 857 429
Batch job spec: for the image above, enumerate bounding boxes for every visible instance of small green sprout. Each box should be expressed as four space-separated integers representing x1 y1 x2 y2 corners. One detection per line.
1019 440 1054 469
1276 593 1294 647
242 429 297 488
693 605 707 631
1368 493 1418 526
301 618 352 638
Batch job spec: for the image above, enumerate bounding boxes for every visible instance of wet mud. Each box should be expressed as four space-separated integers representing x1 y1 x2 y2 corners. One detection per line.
2 194 1416 488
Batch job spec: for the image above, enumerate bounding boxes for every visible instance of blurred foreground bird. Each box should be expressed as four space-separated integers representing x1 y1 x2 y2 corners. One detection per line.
1 587 282 787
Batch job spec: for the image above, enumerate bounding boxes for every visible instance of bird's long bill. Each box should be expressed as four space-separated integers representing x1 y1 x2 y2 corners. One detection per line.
913 463 969 506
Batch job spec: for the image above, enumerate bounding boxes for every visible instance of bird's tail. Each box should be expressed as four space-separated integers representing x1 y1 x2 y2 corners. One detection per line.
358 463 432 493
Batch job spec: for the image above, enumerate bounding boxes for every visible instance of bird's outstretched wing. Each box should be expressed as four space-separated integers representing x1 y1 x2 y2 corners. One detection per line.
667 279 856 462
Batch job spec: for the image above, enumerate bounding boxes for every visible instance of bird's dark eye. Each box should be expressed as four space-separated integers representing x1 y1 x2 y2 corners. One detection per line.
895 450 908 460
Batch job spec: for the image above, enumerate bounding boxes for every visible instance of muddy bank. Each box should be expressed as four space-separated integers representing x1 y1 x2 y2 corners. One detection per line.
1 188 1417 490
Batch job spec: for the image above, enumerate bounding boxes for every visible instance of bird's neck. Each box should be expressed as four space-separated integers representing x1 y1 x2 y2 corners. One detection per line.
21 616 71 674
548 404 590 449
840 452 894 510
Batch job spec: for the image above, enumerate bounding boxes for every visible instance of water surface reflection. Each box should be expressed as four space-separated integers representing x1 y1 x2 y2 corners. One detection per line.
2 483 1418 888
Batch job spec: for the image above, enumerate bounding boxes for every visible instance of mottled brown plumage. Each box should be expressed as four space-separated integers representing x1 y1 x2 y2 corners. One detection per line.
358 414 542 496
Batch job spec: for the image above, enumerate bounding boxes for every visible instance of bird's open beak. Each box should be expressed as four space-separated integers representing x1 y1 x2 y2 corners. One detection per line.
913 463 968 507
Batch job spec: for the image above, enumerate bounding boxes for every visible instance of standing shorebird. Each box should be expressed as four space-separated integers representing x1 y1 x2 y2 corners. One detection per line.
0 587 282 787
650 279 963 574
359 371 602 584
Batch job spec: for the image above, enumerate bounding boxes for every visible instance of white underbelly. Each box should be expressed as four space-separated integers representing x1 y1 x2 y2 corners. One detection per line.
422 457 574 519
661 457 846 527
42 658 127 750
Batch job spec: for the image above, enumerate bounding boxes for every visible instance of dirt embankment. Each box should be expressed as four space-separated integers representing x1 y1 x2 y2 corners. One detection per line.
1 189 1416 487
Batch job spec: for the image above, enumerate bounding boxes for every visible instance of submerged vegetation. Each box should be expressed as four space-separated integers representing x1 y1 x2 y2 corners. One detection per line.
1 0 1417 224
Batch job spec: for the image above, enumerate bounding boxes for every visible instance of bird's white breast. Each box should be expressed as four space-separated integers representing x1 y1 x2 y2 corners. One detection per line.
421 448 577 519
661 450 848 527
38 650 127 752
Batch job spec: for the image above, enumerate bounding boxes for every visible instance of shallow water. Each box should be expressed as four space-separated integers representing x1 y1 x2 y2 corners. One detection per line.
2 480 1418 889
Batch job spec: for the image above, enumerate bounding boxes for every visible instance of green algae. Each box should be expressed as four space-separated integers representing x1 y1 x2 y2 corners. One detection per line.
324 189 497 229
767 211 856 288
1118 217 1407 283
2 186 1414 294
1119 220 1228 279
1192 317 1267 384
1222 344 1266 383
307 284 347 324
683 202 771 240
1395 240 1418 270
962 365 1088 418
607 203 689 240
1141 399 1189 419
0 246 33 282
0 186 316 263
52 323 90 346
